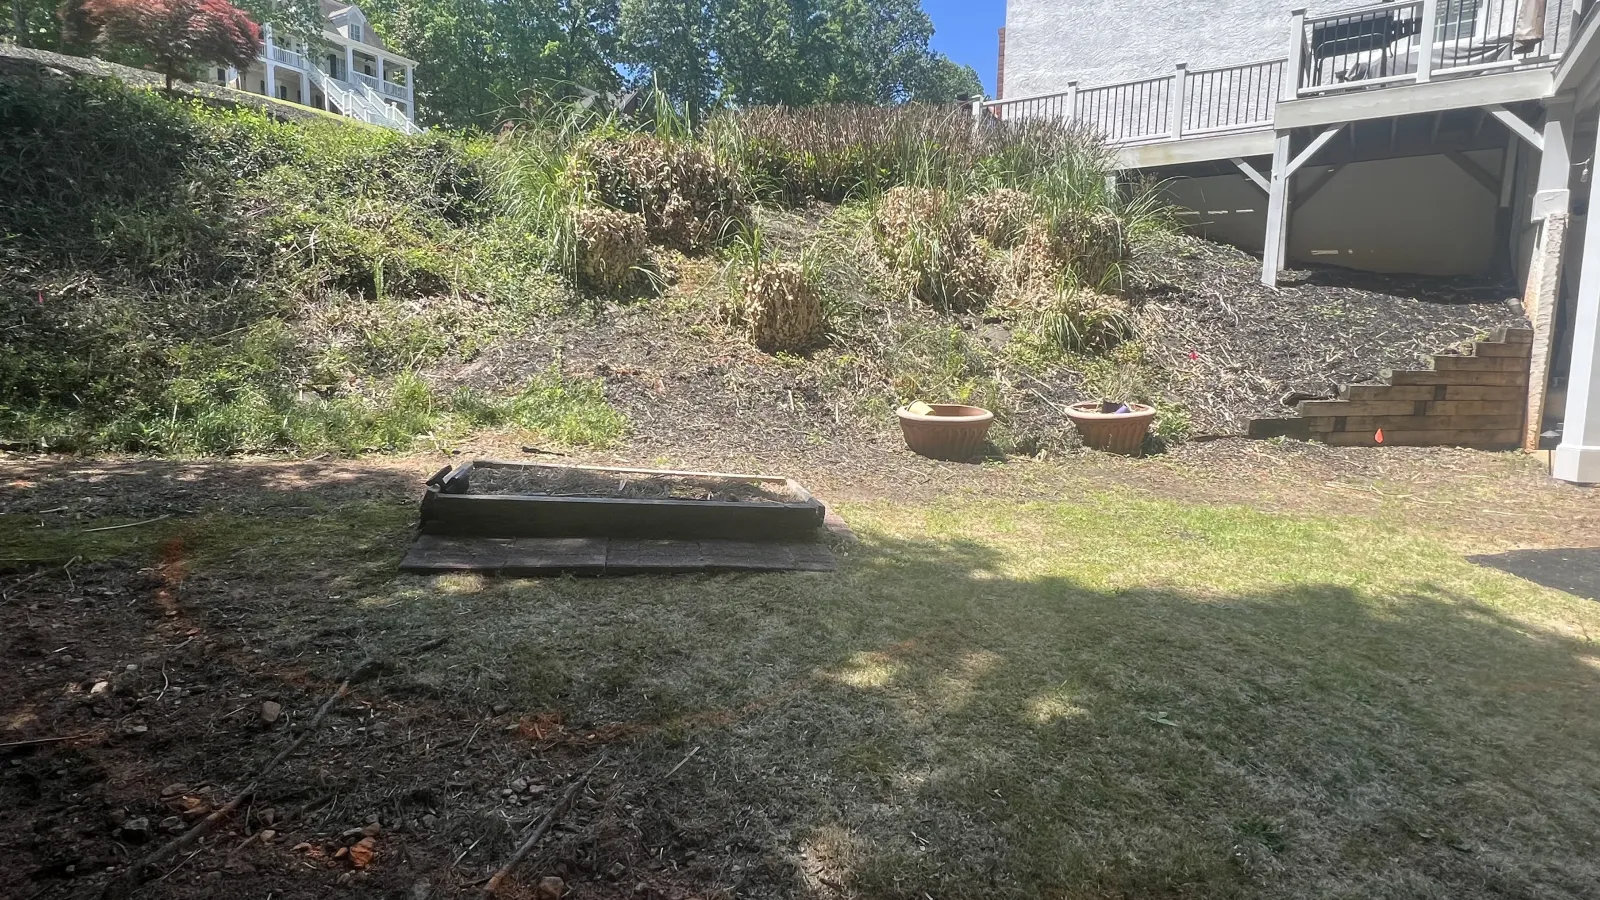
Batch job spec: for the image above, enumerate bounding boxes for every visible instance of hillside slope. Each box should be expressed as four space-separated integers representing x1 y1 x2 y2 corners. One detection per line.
0 47 1527 459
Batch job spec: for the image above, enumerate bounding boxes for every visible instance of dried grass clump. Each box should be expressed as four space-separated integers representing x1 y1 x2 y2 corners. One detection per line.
962 188 1038 249
1038 289 1135 354
574 206 647 292
871 187 996 311
730 262 825 352
576 135 748 252
1051 209 1131 288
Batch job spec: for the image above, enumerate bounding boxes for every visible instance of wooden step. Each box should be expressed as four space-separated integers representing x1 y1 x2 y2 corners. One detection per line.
1321 428 1521 448
1384 369 1529 386
1342 384 1436 401
1490 326 1534 343
1471 340 1533 358
1308 414 1523 433
1431 354 1530 373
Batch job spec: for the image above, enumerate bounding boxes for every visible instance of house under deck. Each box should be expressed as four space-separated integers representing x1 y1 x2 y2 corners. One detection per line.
980 0 1600 482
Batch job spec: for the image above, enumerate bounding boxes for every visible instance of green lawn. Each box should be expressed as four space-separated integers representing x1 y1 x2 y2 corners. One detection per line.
6 487 1599 897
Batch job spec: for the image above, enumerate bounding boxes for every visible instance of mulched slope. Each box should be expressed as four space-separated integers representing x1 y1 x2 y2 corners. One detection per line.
1133 235 1529 434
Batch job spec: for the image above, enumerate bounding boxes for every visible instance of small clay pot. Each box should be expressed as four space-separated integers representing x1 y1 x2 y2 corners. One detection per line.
896 404 995 460
1065 401 1157 455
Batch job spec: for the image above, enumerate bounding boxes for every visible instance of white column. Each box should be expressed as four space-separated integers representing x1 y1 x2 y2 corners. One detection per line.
345 44 355 82
1417 0 1439 82
1261 131 1292 287
405 65 415 115
1169 63 1187 140
377 56 385 89
1533 97 1574 221
1554 127 1600 482
263 24 275 97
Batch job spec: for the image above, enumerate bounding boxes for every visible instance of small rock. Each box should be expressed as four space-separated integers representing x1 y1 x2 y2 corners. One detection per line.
160 783 189 798
510 778 529 793
536 876 565 900
420 814 438 828
59 654 75 665
260 807 278 825
160 816 183 833
491 703 511 716
410 880 433 900
106 808 129 827
259 829 277 843
125 664 139 673
360 822 381 837
123 724 148 737
260 701 282 724
119 817 152 842
500 788 514 798
606 861 627 880
90 681 110 695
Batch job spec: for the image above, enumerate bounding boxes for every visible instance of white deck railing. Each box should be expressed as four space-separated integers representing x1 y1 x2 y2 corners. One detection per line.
1294 0 1572 95
981 58 1284 145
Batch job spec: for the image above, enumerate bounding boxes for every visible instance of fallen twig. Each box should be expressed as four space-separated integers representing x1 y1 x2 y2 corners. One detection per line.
482 753 609 895
82 514 171 533
662 746 700 780
102 680 350 899
0 733 94 749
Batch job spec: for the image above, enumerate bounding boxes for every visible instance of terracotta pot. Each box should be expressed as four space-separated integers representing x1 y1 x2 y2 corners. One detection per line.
896 404 995 460
1065 401 1157 455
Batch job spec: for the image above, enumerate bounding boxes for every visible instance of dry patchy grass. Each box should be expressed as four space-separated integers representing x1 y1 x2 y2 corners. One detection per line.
11 480 1595 898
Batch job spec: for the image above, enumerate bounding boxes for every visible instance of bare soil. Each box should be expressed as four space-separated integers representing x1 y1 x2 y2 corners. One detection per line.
470 464 801 504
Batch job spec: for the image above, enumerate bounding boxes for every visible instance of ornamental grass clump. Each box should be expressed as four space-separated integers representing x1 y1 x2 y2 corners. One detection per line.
870 187 997 311
573 206 647 293
575 134 747 252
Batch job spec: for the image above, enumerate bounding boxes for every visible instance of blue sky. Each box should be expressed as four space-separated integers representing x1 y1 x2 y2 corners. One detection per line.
924 0 1005 97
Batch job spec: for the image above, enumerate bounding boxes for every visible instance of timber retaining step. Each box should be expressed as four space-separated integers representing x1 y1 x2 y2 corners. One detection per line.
1246 327 1532 449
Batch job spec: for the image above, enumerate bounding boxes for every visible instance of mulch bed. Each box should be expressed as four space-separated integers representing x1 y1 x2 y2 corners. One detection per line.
471 466 800 504
1132 235 1530 434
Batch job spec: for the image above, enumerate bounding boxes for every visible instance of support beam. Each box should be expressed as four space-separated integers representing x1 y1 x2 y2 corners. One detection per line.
1231 157 1270 193
1485 104 1544 151
1498 137 1518 208
1557 205 1600 480
1170 64 1188 140
1261 132 1292 287
1287 124 1345 176
1444 150 1501 195
1531 96 1574 221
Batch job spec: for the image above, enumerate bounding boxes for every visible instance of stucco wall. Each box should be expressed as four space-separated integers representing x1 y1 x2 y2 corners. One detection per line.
1165 149 1506 275
1003 0 1300 98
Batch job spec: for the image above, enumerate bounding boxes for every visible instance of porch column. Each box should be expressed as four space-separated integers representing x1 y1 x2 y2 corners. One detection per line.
1260 131 1292 287
263 24 275 97
345 43 355 82
1521 96 1576 451
1554 123 1600 482
377 56 386 88
405 65 414 113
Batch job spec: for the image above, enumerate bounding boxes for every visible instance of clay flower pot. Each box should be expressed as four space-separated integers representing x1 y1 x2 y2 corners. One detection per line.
896 404 995 461
1065 401 1157 455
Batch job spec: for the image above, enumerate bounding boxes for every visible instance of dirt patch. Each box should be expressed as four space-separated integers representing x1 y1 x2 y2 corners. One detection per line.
1133 235 1529 433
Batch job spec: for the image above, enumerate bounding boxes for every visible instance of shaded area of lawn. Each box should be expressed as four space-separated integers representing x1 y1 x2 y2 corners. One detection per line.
3 475 1599 898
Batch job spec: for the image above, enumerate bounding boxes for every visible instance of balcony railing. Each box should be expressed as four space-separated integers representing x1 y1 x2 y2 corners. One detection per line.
1294 0 1572 95
981 58 1284 145
267 44 307 69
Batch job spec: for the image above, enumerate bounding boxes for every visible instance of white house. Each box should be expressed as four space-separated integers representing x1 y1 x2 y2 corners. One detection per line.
216 0 420 133
988 0 1600 482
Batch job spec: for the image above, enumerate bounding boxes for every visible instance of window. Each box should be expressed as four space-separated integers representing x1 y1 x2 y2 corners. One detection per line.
349 22 362 42
1436 0 1481 41
364 64 373 76
259 79 266 93
216 68 225 82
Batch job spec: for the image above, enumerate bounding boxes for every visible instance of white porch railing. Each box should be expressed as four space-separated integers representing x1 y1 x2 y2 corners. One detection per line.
981 58 1284 144
1294 0 1572 95
268 44 307 69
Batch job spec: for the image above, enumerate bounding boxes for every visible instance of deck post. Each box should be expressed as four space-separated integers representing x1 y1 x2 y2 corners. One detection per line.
1522 95 1577 451
1556 129 1600 482
1261 131 1292 287
1285 9 1307 101
1170 64 1187 140
1417 0 1440 82
263 25 276 98
1066 81 1079 124
1532 96 1574 221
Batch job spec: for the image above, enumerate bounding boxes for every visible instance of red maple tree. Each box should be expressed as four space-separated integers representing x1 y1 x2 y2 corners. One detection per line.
75 0 262 91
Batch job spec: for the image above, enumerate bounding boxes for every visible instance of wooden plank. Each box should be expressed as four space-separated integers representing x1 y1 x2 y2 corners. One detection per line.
420 491 826 541
605 539 707 573
1246 417 1312 438
1422 400 1528 416
1430 355 1531 373
399 535 513 573
1298 400 1418 416
1342 385 1436 401
500 538 608 575
471 459 790 484
1319 428 1521 447
1329 414 1525 432
1490 326 1535 343
1439 385 1531 401
1471 341 1534 358
1385 369 1530 386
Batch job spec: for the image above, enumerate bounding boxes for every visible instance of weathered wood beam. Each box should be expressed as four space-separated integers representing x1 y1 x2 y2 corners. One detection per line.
1444 150 1500 195
1231 157 1270 193
1485 104 1544 152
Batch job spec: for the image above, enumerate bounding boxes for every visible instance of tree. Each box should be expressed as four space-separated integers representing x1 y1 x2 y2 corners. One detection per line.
618 0 715 125
72 0 261 90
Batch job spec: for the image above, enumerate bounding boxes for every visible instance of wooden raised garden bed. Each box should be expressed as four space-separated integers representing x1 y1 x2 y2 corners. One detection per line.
420 460 828 541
